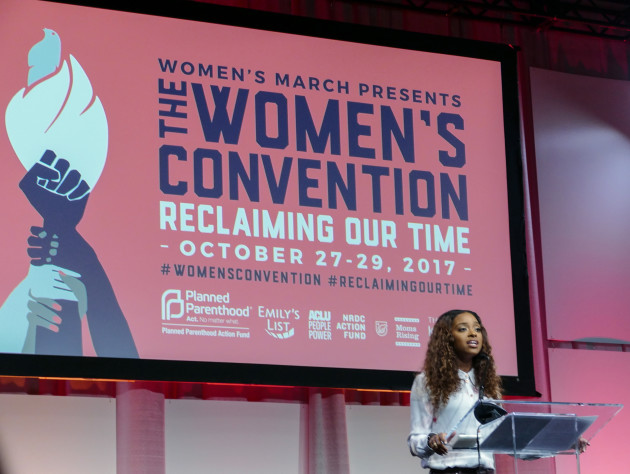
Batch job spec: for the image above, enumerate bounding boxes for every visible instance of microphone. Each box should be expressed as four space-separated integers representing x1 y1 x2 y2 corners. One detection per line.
473 352 506 424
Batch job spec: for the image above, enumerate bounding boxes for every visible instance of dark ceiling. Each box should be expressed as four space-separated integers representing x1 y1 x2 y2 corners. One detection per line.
336 0 630 40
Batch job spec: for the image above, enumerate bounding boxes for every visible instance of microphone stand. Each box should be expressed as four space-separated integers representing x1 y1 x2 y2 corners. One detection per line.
473 354 507 472
473 354 506 424
476 355 487 471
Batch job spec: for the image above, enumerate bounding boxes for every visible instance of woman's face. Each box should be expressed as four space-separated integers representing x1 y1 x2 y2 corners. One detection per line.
450 312 483 366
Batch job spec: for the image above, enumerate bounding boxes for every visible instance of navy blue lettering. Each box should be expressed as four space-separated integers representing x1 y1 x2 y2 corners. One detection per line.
181 62 195 75
409 170 435 217
191 84 248 144
438 113 465 167
158 58 177 73
198 64 212 77
159 98 187 119
347 101 375 159
295 96 341 155
159 119 187 138
394 167 404 215
228 151 259 202
440 173 468 220
362 165 389 214
255 91 289 149
194 148 222 198
275 73 289 86
326 162 356 211
232 68 244 82
381 106 415 163
297 158 322 208
261 154 292 204
158 79 186 96
159 145 187 195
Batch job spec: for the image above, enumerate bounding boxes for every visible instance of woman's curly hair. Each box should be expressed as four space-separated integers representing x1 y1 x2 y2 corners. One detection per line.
423 309 502 411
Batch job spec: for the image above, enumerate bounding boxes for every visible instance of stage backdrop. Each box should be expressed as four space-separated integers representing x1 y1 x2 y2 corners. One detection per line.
0 0 524 385
531 67 630 344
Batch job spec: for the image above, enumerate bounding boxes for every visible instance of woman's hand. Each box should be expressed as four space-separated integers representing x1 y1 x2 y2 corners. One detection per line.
428 432 449 455
576 436 590 453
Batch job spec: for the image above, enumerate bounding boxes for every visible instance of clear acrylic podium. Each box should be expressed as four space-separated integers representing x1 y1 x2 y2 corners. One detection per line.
449 400 622 473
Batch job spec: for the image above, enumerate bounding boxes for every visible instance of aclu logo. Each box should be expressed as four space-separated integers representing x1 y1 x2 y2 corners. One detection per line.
162 289 184 320
308 310 331 321
308 310 332 341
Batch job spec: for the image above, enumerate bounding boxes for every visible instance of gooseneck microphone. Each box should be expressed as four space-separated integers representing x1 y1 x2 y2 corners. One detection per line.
473 352 506 424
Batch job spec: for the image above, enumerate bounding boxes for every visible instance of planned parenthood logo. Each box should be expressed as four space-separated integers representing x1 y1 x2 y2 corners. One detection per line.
162 289 184 320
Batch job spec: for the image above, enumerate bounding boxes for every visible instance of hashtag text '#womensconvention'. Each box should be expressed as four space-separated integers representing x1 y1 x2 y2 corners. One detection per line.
161 264 472 295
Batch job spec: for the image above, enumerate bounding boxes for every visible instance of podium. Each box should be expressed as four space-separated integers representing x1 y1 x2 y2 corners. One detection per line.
448 400 622 473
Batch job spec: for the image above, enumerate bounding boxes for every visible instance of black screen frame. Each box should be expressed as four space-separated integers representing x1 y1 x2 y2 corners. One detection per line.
0 0 536 394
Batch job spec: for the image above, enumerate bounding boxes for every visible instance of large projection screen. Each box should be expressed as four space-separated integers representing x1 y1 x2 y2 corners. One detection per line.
0 0 533 392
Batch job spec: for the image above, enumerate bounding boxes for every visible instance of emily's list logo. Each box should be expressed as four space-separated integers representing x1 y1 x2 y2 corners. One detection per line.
258 306 298 339
162 289 184 320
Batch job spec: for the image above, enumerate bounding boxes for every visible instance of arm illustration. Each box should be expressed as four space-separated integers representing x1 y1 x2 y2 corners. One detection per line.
20 150 138 358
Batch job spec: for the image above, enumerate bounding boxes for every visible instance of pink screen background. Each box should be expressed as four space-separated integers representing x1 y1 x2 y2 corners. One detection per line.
531 68 630 344
0 0 518 374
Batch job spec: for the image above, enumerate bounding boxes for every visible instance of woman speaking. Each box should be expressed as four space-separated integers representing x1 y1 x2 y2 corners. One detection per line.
408 309 502 474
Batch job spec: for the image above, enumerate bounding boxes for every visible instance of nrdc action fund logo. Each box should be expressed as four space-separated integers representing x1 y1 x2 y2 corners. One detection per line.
162 289 184 320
